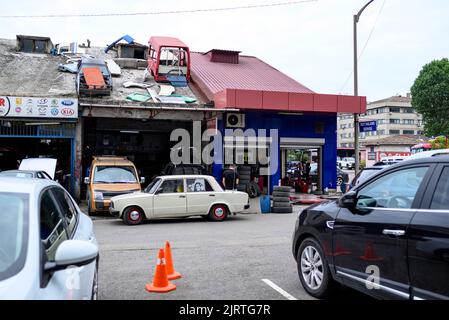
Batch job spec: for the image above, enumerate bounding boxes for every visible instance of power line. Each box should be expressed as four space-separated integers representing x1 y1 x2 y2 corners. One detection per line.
339 0 387 94
0 0 317 19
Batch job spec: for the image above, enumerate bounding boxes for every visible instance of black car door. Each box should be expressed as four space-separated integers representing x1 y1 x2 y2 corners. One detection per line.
333 164 433 299
408 163 449 300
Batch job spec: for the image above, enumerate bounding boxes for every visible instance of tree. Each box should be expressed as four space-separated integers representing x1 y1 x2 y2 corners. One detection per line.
411 58 449 137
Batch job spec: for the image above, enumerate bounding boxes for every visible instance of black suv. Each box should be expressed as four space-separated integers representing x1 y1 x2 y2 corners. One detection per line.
292 155 449 300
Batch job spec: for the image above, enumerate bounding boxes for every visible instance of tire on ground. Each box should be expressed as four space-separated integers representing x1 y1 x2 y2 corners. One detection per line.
271 206 293 214
208 204 229 222
273 201 291 208
272 191 291 198
273 186 293 193
272 197 290 203
297 237 339 298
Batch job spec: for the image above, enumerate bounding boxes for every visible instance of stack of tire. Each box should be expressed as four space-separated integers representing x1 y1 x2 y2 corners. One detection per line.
271 186 293 214
236 166 260 198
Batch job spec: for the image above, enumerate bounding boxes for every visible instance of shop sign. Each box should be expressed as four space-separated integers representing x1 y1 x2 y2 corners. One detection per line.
360 120 377 133
0 96 78 119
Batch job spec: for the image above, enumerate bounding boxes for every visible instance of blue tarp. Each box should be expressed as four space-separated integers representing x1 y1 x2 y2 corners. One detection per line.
104 35 135 53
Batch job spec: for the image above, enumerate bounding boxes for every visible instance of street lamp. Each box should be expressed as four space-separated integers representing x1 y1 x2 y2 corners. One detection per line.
353 0 375 175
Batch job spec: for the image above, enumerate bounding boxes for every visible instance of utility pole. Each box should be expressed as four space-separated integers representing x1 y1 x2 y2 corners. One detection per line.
354 0 374 175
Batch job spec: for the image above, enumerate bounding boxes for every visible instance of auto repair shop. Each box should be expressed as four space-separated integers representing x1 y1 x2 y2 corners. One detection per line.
0 37 79 194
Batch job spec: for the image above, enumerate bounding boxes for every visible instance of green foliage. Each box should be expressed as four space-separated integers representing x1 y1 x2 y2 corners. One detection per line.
360 160 366 170
411 58 449 137
430 136 449 149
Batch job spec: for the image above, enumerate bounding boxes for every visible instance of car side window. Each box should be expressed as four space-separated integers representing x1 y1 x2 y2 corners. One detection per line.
430 167 449 210
52 188 78 236
159 179 184 194
356 166 428 209
40 189 67 261
186 179 214 192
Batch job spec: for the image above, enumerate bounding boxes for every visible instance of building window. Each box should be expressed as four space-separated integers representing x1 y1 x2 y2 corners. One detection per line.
377 130 386 135
389 107 401 113
403 108 415 113
403 130 415 135
390 119 401 124
403 119 415 125
390 130 400 135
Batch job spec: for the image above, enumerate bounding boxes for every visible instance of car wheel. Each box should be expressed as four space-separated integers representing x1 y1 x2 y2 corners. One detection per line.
297 238 338 298
123 207 144 226
337 177 343 186
91 259 99 300
208 204 229 222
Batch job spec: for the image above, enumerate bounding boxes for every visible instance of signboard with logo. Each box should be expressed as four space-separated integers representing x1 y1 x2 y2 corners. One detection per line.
0 96 78 119
359 120 377 133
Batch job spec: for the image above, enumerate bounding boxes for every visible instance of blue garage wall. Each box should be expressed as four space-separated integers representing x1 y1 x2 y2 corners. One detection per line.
213 111 337 194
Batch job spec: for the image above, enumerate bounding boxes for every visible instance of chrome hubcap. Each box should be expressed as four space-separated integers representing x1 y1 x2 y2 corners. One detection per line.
129 210 140 221
301 246 323 290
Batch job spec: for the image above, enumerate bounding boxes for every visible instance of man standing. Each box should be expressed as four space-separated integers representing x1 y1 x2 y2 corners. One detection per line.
222 165 240 190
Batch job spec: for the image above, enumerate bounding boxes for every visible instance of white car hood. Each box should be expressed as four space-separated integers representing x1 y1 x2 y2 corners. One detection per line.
19 158 57 179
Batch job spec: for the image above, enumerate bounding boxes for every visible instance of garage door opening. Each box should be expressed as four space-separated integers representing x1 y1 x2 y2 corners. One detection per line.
82 118 194 196
0 138 72 188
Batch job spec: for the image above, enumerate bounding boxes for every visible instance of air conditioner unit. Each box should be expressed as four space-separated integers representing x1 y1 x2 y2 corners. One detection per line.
225 113 245 128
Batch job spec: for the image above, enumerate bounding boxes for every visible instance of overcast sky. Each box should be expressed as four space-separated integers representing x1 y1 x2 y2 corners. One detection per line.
1 0 448 101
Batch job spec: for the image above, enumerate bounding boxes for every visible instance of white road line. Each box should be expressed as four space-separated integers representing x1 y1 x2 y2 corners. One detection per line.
262 279 298 300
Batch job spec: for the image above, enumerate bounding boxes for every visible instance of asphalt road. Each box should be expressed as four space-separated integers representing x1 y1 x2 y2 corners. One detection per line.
93 203 368 300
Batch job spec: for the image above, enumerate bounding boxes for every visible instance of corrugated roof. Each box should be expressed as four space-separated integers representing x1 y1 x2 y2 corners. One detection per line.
370 95 411 105
149 37 189 49
365 134 429 146
190 51 314 100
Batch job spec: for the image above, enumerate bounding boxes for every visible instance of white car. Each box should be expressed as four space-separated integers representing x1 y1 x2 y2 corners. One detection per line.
338 157 355 169
0 178 99 300
110 175 250 225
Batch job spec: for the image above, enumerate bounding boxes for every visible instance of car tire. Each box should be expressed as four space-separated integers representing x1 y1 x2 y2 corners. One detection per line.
273 197 290 202
271 206 293 214
91 259 99 300
208 204 229 222
123 207 144 226
272 191 291 198
273 201 291 208
297 237 338 298
273 186 293 193
237 184 248 192
247 182 260 198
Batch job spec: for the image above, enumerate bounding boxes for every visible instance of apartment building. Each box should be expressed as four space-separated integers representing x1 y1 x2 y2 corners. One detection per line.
337 94 424 149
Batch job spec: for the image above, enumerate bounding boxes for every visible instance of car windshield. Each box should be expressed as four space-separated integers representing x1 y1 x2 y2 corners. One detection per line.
145 178 162 194
0 172 34 178
93 166 138 184
0 193 29 281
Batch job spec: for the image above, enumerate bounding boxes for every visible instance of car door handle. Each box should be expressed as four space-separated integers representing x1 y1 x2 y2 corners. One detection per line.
179 195 186 199
209 194 216 197
382 229 406 237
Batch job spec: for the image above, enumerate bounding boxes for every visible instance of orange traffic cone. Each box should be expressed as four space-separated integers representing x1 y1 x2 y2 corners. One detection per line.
145 249 176 293
360 242 383 262
165 241 182 280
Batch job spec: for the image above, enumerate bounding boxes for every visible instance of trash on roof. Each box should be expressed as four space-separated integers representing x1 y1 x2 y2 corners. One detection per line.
58 63 78 73
157 96 187 104
159 85 175 97
169 94 197 104
105 35 135 53
105 59 122 77
126 93 152 102
83 67 107 89
147 88 160 103
123 82 156 89
167 74 188 87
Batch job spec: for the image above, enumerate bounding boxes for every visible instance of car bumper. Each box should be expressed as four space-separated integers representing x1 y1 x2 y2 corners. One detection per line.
109 207 120 218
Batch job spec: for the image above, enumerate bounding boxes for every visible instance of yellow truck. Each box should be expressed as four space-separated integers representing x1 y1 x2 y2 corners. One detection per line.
85 156 144 214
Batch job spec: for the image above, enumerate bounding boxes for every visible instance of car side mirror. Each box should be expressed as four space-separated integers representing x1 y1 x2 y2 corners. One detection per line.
44 240 98 273
140 177 146 184
84 177 90 185
339 191 357 209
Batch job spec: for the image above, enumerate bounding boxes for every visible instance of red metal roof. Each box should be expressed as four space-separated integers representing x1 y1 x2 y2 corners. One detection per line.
190 50 366 114
190 51 314 100
149 37 189 49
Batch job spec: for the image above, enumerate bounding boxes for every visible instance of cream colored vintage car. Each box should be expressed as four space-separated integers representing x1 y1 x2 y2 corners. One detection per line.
109 175 250 225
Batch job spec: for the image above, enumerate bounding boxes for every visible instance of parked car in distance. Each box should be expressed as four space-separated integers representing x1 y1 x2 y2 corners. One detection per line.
76 56 112 96
309 164 349 187
0 170 52 180
406 148 449 160
0 178 99 300
84 156 145 214
338 157 355 170
110 175 250 225
292 155 449 300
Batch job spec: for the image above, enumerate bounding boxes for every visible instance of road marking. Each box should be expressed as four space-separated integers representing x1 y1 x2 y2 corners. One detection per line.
262 279 298 300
